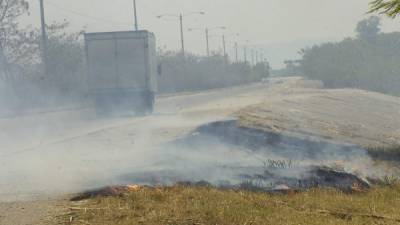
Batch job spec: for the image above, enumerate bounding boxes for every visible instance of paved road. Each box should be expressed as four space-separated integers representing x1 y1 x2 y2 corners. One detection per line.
0 82 271 202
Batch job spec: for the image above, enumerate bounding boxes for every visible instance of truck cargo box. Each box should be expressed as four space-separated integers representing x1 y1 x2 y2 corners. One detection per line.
84 30 157 116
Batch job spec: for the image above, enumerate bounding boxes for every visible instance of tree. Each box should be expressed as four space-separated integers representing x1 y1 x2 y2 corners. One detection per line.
0 0 29 80
369 0 400 18
355 16 381 42
0 0 29 58
157 51 267 93
45 22 85 93
299 31 400 96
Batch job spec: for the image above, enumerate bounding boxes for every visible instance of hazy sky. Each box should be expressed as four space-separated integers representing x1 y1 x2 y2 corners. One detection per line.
25 0 400 67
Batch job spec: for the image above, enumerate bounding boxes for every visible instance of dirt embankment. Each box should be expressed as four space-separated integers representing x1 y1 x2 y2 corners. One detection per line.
0 200 68 225
236 77 400 149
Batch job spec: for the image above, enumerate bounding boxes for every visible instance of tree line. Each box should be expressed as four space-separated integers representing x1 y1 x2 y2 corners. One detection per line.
278 1 400 96
298 16 400 96
158 51 269 93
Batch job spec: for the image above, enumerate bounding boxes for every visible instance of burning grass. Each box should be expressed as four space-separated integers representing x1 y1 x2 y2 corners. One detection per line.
58 120 400 224
61 183 400 225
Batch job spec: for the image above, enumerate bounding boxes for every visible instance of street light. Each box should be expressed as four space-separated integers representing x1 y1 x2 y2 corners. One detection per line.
206 27 226 56
239 40 250 63
249 45 262 65
249 47 259 65
209 33 239 63
189 26 226 56
255 50 260 64
157 12 205 57
251 49 255 65
221 33 239 61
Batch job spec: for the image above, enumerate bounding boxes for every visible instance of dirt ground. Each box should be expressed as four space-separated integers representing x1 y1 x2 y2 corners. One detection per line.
0 200 68 225
236 77 400 148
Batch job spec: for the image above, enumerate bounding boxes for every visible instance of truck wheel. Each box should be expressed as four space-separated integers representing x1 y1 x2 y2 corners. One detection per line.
146 92 155 115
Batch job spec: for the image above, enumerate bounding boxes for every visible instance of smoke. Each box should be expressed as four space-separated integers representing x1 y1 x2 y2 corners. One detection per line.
87 119 388 190
0 110 228 201
0 97 396 202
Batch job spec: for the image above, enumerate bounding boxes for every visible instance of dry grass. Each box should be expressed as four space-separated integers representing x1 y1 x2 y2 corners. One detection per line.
60 183 400 225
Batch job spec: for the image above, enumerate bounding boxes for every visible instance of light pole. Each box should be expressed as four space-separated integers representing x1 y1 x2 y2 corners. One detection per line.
158 12 205 57
251 49 255 66
221 33 239 61
206 28 209 56
39 0 48 77
244 46 247 63
179 13 185 56
241 40 250 64
189 26 226 57
189 26 225 56
222 35 226 58
207 27 226 56
133 0 138 30
235 42 238 63
260 52 265 63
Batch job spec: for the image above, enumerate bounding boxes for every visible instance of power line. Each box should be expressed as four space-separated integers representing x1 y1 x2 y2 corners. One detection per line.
45 1 133 26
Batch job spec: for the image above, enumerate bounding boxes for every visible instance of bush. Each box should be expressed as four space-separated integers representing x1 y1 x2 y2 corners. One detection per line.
158 51 270 93
299 17 400 96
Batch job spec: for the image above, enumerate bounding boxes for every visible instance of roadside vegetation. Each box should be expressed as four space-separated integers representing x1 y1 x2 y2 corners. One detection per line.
0 0 86 110
298 16 400 96
276 1 400 97
60 183 400 225
369 0 400 18
158 52 269 93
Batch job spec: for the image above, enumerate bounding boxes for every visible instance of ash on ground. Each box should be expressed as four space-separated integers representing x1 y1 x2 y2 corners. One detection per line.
115 119 376 194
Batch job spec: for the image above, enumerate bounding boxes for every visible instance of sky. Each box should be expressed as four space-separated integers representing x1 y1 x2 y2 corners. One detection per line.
24 0 400 68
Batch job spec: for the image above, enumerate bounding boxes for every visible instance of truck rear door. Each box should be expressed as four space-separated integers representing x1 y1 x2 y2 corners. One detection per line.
86 39 118 90
116 38 147 90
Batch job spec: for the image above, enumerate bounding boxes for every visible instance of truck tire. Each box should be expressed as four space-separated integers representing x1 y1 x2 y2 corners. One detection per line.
146 92 155 114
136 91 154 116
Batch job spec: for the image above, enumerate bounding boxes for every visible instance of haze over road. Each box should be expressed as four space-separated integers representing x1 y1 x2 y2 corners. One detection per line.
0 82 272 202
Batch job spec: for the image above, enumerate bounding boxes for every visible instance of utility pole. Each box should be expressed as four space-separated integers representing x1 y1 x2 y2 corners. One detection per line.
39 0 48 77
255 51 259 64
133 0 138 30
251 49 255 66
222 35 226 58
0 45 7 81
179 13 185 57
188 27 210 56
222 35 228 67
159 12 204 58
244 46 247 63
205 28 210 56
235 42 238 63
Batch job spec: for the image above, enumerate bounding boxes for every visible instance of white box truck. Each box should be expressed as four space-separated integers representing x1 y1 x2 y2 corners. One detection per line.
84 30 158 116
